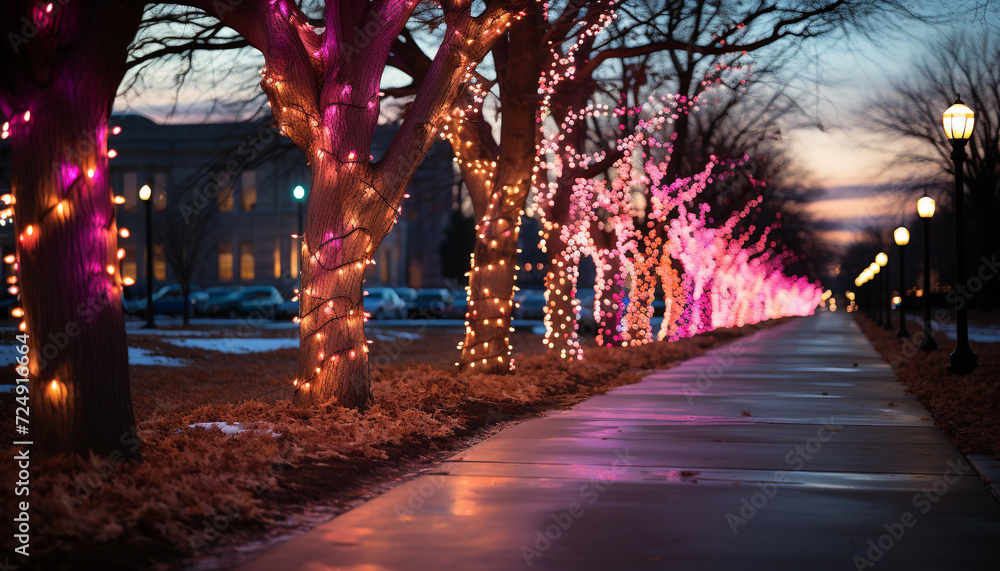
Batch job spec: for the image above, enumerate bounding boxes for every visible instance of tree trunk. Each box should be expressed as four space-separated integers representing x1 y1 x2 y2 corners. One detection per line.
457 22 541 373
542 229 582 358
459 202 521 372
1 0 143 458
593 247 623 347
181 282 192 326
293 170 378 409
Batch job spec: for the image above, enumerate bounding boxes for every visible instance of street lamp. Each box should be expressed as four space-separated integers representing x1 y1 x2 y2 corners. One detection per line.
876 252 890 330
917 197 937 350
893 226 910 338
942 96 978 373
292 185 305 278
139 184 154 328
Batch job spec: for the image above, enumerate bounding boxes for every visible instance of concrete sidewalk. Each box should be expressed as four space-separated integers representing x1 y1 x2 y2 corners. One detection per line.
236 312 1000 571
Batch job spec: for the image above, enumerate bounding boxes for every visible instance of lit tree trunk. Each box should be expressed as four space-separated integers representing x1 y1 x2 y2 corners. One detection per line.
180 0 525 406
457 23 541 373
0 0 142 458
593 245 623 347
295 170 376 407
542 228 581 358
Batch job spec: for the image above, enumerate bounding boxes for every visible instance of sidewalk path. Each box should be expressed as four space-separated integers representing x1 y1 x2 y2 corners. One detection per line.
237 312 1000 570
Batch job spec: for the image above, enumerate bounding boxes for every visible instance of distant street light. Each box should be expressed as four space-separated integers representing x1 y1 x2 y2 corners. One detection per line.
917 197 937 351
293 185 306 278
893 226 910 338
139 184 154 329
876 252 890 330
942 96 978 373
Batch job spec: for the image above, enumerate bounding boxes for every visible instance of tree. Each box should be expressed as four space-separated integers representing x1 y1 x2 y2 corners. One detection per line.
170 0 527 407
531 0 910 355
866 30 1000 308
155 119 293 325
0 0 143 458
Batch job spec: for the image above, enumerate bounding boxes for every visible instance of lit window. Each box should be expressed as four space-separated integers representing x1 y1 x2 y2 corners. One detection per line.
290 239 298 278
273 239 281 279
380 248 390 283
218 242 233 281
122 244 137 281
240 241 255 281
153 244 166 281
219 189 234 212
122 172 138 212
241 171 257 211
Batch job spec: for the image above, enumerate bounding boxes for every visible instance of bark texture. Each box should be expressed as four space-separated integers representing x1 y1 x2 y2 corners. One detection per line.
0 0 142 458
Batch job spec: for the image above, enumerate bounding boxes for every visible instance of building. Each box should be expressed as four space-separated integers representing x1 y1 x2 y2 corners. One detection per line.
0 114 457 298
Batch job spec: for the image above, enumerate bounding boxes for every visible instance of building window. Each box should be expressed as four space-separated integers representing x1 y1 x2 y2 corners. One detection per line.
122 172 138 212
153 243 167 281
273 239 281 279
241 171 257 211
240 241 255 281
290 239 298 279
219 188 234 212
153 172 168 211
218 242 233 281
379 248 390 283
121 244 137 282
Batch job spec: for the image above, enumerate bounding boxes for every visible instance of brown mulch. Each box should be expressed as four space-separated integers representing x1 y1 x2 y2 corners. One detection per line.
853 313 1000 458
0 320 781 570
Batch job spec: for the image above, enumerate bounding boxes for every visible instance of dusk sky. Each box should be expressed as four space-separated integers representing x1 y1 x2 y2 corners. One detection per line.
114 3 999 251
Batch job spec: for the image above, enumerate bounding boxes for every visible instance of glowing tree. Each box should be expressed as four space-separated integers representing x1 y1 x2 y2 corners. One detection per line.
529 0 905 357
388 0 615 372
0 1 143 458
175 0 527 406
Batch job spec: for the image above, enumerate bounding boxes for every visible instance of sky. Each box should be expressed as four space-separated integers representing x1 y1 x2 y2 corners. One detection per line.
114 2 999 252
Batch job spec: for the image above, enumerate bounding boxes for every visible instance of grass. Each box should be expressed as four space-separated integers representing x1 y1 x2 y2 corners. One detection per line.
853 312 1000 458
0 319 783 570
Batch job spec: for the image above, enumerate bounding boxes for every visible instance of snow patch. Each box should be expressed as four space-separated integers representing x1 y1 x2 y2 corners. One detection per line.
129 347 189 366
163 337 299 354
187 422 281 438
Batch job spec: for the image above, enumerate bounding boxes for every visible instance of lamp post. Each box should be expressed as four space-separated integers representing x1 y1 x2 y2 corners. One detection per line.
876 252 890 330
292 185 305 278
893 226 910 337
140 184 154 328
942 97 978 373
917 197 937 350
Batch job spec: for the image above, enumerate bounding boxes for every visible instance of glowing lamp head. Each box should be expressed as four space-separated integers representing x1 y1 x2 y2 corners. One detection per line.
139 184 152 201
292 185 306 200
942 97 975 141
876 252 888 267
893 226 910 246
917 196 935 218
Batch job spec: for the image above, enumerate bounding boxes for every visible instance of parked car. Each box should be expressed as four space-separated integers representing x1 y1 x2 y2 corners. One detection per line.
514 289 547 320
407 289 454 319
449 289 468 319
130 284 209 317
577 288 596 326
394 287 417 305
203 286 284 318
364 287 406 319
276 298 299 320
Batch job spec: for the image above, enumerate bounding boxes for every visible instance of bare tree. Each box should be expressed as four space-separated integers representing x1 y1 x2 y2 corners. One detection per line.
867 30 1000 307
